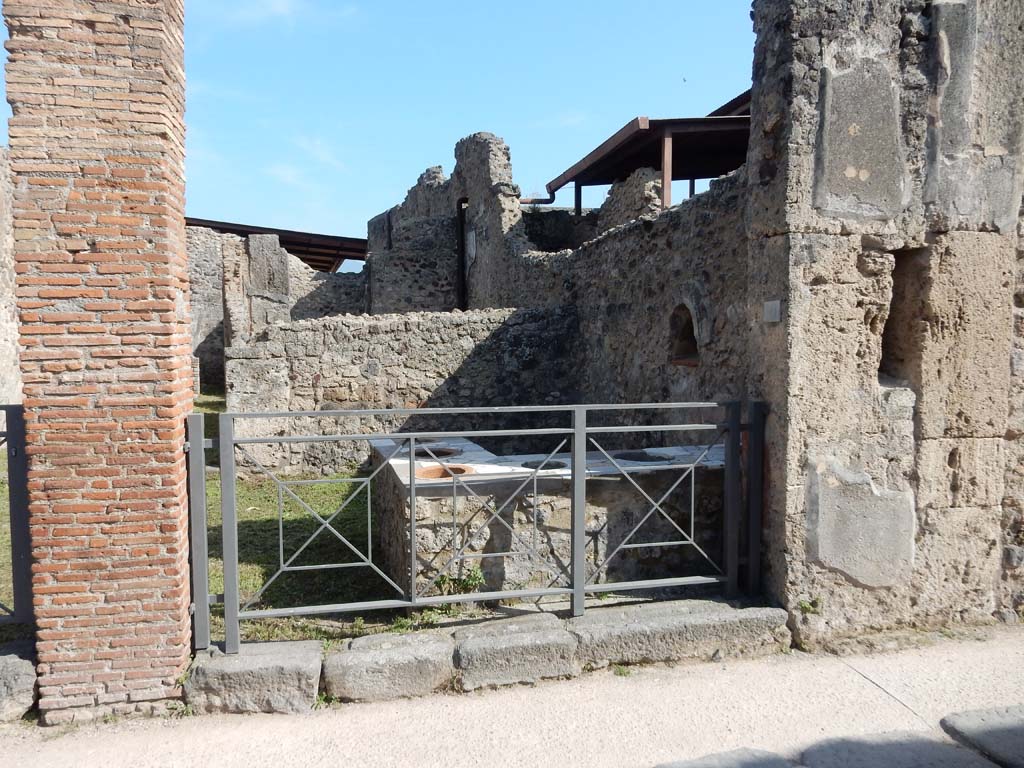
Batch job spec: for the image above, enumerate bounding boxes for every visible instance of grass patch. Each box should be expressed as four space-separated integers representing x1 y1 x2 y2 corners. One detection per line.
612 664 632 677
201 464 452 643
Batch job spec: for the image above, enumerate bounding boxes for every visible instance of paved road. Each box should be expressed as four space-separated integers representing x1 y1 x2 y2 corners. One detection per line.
2 628 1021 768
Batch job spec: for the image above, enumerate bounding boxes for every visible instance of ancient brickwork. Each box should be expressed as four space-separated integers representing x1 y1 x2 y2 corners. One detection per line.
0 147 19 403
747 0 1023 647
5 0 192 722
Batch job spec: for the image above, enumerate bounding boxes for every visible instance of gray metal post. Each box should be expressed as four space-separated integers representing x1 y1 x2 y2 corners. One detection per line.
723 401 742 599
186 414 211 651
5 406 33 625
408 437 417 605
219 414 241 654
745 402 767 596
571 407 587 617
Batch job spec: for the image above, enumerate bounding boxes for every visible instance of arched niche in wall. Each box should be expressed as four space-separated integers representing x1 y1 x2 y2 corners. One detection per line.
669 303 700 367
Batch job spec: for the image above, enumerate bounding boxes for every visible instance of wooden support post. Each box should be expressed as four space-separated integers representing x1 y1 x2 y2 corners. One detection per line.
574 182 582 216
661 130 673 209
689 178 696 198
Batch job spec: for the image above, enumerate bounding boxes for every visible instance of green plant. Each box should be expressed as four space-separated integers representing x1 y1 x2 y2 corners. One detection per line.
313 691 335 710
612 664 631 677
435 567 485 596
389 616 414 633
797 597 823 616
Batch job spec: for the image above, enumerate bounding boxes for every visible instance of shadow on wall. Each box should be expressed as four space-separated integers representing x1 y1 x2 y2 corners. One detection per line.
290 270 367 321
653 720 1023 767
393 306 582 456
195 319 225 392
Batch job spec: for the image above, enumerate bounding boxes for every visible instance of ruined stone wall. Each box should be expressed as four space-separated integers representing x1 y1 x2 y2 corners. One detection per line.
0 147 19 404
225 307 578 471
520 208 599 252
746 0 1024 647
288 256 365 320
365 135 569 314
221 232 366 348
596 167 664 232
570 169 750 407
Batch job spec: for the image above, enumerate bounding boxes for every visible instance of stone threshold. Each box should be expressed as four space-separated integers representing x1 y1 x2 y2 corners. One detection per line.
184 599 790 714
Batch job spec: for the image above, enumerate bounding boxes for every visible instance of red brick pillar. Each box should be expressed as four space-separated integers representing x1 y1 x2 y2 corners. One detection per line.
4 1 192 723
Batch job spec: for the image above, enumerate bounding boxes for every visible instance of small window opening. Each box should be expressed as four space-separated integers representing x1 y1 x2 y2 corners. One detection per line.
879 248 927 385
670 304 699 367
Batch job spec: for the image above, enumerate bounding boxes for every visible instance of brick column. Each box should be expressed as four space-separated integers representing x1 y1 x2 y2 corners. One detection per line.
4 1 192 723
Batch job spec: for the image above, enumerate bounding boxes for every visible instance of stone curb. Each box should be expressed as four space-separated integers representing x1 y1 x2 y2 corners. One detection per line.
323 633 455 702
183 601 792 714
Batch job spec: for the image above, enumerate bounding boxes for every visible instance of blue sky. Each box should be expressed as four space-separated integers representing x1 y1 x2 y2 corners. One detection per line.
3 1 756 240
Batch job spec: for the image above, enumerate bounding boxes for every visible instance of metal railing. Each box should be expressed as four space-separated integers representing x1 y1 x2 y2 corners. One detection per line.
187 402 767 654
1 405 33 626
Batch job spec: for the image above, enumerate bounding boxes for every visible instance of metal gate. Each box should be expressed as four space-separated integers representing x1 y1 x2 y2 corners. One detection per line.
187 401 767 654
1 405 33 626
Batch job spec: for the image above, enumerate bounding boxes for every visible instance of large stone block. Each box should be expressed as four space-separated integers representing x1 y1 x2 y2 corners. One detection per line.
813 57 906 220
913 506 1002 619
184 641 322 715
806 456 915 588
916 233 1013 440
0 642 36 723
802 731 997 768
322 632 455 702
567 601 790 669
942 705 1024 768
454 613 579 691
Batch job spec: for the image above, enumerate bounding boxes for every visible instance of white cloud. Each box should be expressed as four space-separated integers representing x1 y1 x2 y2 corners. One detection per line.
293 136 346 174
265 162 313 190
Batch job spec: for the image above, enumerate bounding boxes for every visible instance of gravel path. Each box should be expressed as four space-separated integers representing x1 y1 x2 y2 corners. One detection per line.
2 628 1021 768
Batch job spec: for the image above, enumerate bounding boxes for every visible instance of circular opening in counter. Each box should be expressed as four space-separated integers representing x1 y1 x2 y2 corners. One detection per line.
415 464 475 479
613 450 671 463
413 446 461 459
521 460 569 470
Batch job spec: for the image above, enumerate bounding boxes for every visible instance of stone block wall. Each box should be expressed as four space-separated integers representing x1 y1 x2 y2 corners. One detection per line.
746 0 1024 647
225 307 578 472
0 147 19 404
5 0 193 722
